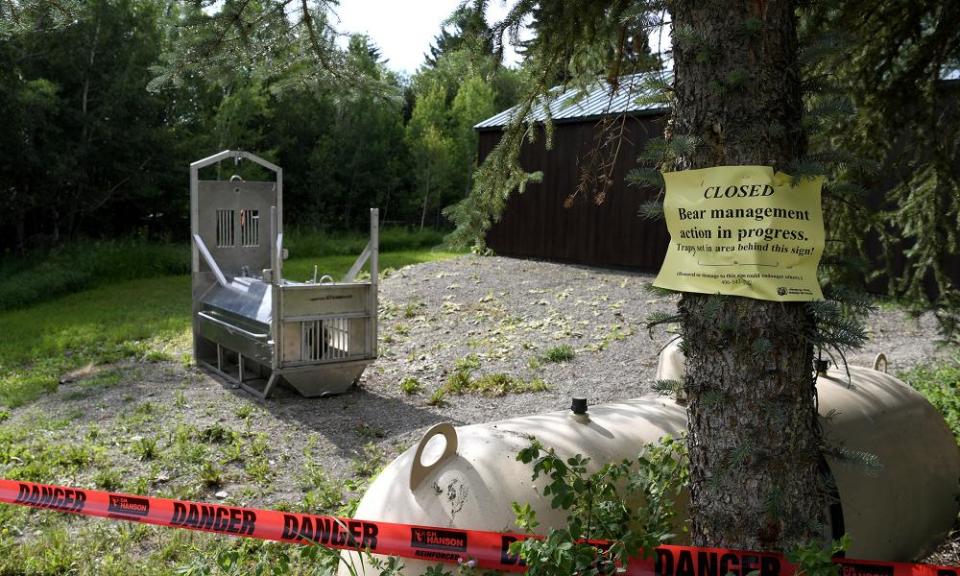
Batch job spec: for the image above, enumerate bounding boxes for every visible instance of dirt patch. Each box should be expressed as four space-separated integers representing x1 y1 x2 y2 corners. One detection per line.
2 255 953 548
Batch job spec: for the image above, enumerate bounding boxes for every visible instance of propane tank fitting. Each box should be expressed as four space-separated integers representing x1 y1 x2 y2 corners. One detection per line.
570 397 591 423
571 397 588 415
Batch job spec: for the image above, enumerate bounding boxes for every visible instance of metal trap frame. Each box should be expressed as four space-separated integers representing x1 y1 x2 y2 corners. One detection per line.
190 150 378 399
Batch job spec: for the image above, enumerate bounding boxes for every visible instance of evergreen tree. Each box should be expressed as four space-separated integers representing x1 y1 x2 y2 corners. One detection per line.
456 0 874 551
667 1 824 549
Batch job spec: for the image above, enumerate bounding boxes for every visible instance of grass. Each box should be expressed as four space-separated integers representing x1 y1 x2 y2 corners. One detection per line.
285 226 445 256
0 384 379 575
0 227 457 313
0 276 192 407
0 240 190 311
541 344 576 363
898 357 960 441
283 249 461 283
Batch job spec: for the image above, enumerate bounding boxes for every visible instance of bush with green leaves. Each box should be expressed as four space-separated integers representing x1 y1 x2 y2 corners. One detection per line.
899 359 960 442
509 435 689 575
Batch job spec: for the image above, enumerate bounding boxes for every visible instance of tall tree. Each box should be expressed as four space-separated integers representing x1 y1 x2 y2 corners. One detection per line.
669 1 823 550
462 0 833 551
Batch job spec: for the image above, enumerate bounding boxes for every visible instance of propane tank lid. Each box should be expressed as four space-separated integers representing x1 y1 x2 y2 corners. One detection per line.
570 397 588 415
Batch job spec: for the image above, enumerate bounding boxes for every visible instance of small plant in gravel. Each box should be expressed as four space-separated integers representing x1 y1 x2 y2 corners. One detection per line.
355 422 385 439
394 323 410 336
200 461 223 487
222 436 245 463
427 388 447 406
249 433 269 457
234 404 255 420
454 353 481 372
586 323 635 352
445 369 472 394
442 370 550 398
351 443 386 478
145 349 173 362
399 376 422 395
94 469 123 491
403 302 421 318
131 436 159 461
541 344 575 363
199 423 233 444
246 456 273 485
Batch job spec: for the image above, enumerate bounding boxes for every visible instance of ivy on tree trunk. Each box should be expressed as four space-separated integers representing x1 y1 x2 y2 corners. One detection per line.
670 0 826 550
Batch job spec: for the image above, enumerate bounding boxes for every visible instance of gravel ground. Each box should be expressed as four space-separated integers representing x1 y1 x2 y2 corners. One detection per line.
4 254 954 561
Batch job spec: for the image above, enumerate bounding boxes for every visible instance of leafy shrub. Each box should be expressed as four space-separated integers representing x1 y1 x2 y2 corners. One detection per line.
510 435 690 574
899 358 960 441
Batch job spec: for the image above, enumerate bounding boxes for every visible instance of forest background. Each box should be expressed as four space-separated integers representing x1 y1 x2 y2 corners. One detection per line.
0 0 521 249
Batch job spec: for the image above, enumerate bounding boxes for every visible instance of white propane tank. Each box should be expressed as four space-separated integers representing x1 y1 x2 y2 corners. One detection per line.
339 396 688 575
655 343 959 562
340 349 959 574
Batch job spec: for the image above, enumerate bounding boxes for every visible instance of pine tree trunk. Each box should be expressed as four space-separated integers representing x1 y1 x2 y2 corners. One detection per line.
670 0 825 551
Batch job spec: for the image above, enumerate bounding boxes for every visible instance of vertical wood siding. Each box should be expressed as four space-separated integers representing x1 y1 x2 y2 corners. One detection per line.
480 114 670 270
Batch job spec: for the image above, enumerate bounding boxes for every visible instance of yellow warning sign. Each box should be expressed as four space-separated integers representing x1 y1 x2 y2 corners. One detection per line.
653 166 825 301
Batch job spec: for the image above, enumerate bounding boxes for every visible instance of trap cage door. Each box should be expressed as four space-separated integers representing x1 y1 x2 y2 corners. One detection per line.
196 180 277 279
190 151 284 390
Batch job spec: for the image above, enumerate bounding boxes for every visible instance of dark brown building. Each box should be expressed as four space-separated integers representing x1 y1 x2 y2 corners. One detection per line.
475 74 671 270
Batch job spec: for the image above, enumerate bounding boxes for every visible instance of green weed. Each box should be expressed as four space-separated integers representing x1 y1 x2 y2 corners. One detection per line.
355 422 385 439
350 443 386 479
454 353 481 373
445 369 472 394
94 469 124 491
131 436 159 461
402 302 421 318
200 461 224 488
399 376 422 395
442 364 549 398
541 344 575 363
199 423 233 444
245 456 273 485
427 388 447 406
234 404 255 420
249 433 269 457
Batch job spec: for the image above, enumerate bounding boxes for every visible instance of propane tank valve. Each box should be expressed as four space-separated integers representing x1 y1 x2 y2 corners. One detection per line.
571 397 588 415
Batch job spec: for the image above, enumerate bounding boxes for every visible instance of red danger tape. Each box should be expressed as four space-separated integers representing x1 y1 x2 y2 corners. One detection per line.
0 479 956 575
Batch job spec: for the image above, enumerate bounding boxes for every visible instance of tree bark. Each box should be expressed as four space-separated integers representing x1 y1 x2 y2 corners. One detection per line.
670 0 825 551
